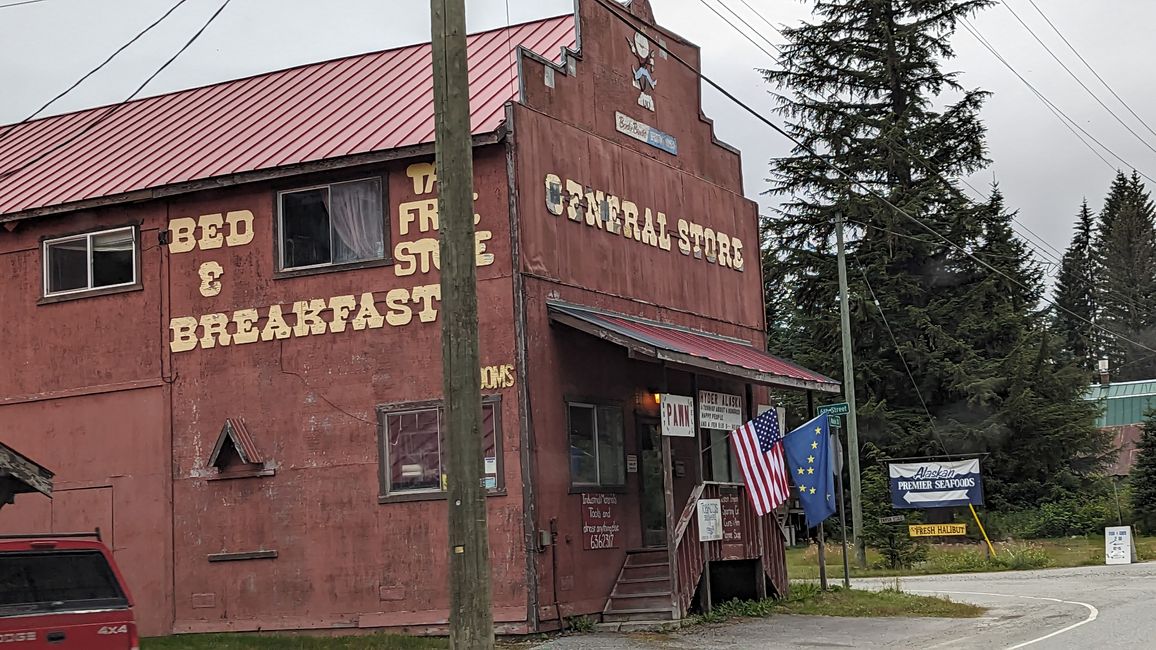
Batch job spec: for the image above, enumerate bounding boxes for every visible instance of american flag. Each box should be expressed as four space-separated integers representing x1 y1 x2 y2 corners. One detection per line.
729 408 789 516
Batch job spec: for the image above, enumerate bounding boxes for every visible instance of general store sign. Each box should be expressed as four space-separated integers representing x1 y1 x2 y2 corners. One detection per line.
698 391 742 431
889 459 984 509
660 394 695 437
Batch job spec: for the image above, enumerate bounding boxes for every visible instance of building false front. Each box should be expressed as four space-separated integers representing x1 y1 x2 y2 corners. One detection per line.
0 0 836 637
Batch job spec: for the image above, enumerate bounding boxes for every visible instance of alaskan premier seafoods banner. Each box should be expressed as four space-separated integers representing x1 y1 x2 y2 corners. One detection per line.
888 458 984 509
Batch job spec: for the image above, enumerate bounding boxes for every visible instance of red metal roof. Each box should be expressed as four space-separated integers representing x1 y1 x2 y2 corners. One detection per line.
548 302 840 393
0 15 576 219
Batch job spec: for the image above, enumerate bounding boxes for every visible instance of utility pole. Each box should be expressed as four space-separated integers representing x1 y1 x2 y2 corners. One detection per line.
835 211 865 568
430 0 494 647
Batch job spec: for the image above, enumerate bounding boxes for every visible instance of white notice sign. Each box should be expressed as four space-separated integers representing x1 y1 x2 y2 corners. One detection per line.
660 394 695 437
698 391 743 431
1105 525 1136 564
698 498 723 542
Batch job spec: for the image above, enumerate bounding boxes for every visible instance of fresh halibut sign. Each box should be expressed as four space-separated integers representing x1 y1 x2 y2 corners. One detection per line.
888 458 984 509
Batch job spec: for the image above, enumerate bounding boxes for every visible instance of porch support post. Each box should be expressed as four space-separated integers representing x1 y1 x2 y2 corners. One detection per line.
664 366 679 619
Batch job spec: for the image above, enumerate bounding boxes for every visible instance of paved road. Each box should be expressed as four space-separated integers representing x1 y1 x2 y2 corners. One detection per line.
534 562 1156 649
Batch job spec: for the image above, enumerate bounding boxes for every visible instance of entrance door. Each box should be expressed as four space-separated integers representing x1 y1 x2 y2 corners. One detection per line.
637 417 667 548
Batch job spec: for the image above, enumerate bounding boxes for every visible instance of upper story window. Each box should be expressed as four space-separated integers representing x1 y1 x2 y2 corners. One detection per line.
42 226 137 298
277 177 387 271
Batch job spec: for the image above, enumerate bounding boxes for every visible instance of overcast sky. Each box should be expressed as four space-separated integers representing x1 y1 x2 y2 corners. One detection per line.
4 0 1156 283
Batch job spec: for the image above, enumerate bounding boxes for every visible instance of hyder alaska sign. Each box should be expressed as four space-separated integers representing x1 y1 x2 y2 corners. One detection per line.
888 458 984 509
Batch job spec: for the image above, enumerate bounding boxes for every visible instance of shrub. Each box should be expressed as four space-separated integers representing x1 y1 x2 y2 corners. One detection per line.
992 543 1052 570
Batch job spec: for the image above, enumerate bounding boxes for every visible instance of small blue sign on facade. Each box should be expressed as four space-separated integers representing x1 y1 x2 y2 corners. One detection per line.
615 111 678 155
888 458 984 509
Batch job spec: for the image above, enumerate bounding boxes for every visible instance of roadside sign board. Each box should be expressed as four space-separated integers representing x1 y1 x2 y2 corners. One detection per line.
698 391 743 431
889 458 984 509
829 415 842 427
879 515 905 524
660 394 695 437
817 402 849 416
1105 525 1136 564
909 523 966 537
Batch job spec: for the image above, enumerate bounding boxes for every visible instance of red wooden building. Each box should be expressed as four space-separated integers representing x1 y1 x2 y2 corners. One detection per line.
0 0 837 637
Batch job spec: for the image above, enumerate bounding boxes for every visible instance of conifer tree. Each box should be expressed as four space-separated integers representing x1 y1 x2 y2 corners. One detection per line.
1094 171 1156 381
763 1 1108 506
1131 410 1156 533
1053 201 1097 371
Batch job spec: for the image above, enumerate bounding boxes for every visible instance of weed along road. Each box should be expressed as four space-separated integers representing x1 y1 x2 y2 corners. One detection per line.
534 562 1156 649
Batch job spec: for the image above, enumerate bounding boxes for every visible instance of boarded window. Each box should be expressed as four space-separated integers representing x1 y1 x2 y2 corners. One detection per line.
379 398 502 496
42 227 136 297
278 177 386 270
568 403 625 488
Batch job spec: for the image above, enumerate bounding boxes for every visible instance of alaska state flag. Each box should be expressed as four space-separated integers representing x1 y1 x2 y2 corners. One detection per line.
783 413 837 528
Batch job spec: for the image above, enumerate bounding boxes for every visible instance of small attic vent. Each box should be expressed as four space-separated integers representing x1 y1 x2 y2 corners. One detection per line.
208 418 273 479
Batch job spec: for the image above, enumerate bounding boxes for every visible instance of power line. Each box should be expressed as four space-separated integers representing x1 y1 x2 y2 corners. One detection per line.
852 253 950 457
702 0 781 55
0 0 234 181
0 0 47 9
590 0 1156 357
706 0 1071 277
0 0 194 146
1024 0 1156 142
1000 0 1156 157
959 18 1156 186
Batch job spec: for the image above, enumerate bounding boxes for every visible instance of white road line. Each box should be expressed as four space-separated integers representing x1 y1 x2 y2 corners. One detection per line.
908 589 1099 650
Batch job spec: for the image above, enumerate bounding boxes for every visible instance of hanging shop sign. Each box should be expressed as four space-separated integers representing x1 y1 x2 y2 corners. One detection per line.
660 394 695 437
698 391 743 431
888 458 984 509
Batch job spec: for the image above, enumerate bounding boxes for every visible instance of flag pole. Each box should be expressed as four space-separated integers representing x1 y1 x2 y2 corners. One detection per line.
833 429 851 588
816 524 828 591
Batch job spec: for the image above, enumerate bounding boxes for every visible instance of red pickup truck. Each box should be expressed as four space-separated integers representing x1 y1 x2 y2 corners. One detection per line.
0 532 138 649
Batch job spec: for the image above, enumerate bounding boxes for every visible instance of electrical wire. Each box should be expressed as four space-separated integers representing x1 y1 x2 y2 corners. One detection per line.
700 0 781 56
1024 0 1156 141
590 0 1156 357
0 0 47 9
1000 0 1156 157
702 0 1082 284
959 18 1154 184
0 0 234 181
0 0 193 145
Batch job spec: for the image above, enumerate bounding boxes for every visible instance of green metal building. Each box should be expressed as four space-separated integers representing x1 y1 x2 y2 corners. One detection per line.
1085 379 1156 427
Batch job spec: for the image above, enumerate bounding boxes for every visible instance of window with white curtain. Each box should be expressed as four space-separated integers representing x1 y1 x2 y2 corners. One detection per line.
42 226 137 297
277 177 386 271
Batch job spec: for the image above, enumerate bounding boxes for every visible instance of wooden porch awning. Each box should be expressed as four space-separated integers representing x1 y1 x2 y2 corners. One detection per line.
547 301 840 393
0 441 54 503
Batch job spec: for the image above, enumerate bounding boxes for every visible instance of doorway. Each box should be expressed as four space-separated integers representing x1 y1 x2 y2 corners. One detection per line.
637 417 667 548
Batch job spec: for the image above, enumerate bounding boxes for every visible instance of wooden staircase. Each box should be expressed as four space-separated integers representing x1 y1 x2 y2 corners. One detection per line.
602 549 674 626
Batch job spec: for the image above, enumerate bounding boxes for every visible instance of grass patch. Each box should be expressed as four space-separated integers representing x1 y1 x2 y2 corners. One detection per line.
142 633 449 650
689 583 983 625
787 535 1156 580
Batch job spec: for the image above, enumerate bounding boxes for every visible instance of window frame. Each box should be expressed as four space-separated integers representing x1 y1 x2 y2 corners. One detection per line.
274 175 390 277
376 395 505 503
567 401 627 491
40 225 140 302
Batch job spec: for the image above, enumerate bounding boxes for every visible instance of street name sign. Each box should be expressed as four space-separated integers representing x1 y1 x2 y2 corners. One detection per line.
879 515 905 524
817 402 849 416
889 458 984 509
909 523 966 537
